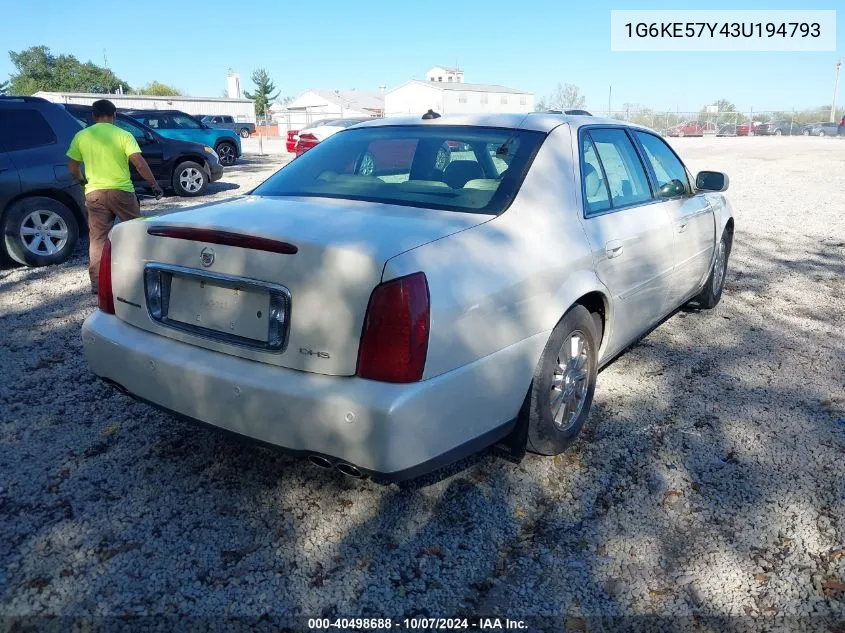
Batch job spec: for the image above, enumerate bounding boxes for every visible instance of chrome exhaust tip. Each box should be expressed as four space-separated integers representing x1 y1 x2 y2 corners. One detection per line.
335 462 363 478
308 455 333 470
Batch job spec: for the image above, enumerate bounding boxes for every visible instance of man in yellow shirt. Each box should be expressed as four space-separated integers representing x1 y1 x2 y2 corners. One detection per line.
67 99 163 293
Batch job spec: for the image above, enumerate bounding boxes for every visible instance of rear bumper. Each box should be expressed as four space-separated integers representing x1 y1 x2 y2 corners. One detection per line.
81 312 533 480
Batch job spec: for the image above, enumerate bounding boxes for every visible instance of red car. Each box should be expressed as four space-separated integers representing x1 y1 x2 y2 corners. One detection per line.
663 120 716 137
285 130 299 153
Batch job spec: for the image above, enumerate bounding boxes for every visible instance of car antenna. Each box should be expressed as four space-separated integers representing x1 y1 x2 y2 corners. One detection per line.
422 109 441 120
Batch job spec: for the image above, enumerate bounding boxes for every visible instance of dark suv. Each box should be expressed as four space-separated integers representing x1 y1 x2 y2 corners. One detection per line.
64 104 223 197
0 96 88 266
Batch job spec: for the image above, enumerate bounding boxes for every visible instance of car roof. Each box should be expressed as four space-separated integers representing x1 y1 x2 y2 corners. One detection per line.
351 112 647 134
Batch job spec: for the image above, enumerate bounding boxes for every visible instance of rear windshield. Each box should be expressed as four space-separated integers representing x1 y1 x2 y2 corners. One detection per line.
253 125 545 214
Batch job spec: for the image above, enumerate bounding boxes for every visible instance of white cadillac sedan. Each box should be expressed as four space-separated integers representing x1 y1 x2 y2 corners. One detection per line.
82 113 734 482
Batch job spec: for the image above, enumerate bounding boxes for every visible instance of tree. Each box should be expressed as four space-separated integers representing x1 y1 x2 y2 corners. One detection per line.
244 68 279 117
132 81 180 96
539 83 586 111
0 79 8 95
699 98 738 124
8 46 130 95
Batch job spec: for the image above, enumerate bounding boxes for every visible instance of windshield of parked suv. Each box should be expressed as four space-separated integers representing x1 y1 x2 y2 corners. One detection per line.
253 125 545 214
133 113 201 130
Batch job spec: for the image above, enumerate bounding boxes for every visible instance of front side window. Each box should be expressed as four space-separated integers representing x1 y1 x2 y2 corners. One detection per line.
168 114 202 129
635 131 691 197
115 117 148 141
587 128 652 209
0 109 57 152
253 125 545 215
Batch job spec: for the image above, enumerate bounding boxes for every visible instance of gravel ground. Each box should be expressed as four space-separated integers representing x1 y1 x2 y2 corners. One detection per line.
0 137 843 630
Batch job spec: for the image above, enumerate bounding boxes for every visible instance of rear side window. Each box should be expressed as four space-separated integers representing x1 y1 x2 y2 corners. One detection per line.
586 128 652 210
635 131 691 197
0 109 57 152
581 137 610 213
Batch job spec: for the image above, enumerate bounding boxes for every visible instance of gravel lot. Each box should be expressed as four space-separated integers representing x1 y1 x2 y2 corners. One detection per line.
1 137 843 629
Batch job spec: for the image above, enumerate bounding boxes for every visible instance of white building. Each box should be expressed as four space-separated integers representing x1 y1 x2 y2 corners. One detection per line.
384 80 534 116
425 65 465 83
34 91 256 122
270 89 384 130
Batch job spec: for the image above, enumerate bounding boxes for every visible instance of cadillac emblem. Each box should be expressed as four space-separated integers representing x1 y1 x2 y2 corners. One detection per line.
200 247 215 267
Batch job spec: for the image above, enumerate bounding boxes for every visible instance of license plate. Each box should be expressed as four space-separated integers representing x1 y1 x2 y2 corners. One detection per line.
167 276 271 343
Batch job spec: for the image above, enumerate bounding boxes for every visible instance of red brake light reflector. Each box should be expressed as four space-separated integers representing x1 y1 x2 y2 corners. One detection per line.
147 227 298 255
357 272 430 383
98 238 115 314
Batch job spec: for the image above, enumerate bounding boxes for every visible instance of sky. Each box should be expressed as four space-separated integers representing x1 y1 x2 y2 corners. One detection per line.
1 0 841 113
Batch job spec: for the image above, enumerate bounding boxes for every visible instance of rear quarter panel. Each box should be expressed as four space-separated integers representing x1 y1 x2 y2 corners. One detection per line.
383 124 610 386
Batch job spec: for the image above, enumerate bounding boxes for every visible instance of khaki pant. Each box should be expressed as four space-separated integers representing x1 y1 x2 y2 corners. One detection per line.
86 189 140 292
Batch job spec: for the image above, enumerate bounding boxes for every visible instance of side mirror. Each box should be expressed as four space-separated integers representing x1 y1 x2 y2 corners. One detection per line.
657 179 687 198
695 170 729 192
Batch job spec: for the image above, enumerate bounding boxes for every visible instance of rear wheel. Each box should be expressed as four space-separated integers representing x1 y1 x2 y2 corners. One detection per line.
215 141 237 166
818 131 825 137
172 161 209 197
524 305 600 456
2 196 79 267
774 129 783 136
239 128 251 139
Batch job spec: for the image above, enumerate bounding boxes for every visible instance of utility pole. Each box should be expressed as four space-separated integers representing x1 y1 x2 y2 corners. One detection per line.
830 60 842 123
103 49 108 68
607 85 612 117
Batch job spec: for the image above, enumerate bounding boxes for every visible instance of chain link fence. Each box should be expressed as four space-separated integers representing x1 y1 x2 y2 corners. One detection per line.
584 106 844 136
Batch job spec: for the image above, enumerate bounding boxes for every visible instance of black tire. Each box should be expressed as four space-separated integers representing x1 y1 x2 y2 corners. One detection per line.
239 128 251 139
215 141 237 166
2 196 80 267
171 161 209 197
524 304 600 456
774 129 782 136
694 230 731 309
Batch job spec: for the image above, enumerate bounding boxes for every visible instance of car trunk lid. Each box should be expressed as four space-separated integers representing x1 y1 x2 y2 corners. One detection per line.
108 195 487 376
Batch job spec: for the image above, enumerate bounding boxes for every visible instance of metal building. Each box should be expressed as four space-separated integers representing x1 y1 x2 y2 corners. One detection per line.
33 92 256 122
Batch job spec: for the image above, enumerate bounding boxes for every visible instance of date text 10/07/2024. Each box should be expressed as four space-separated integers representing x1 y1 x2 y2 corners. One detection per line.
307 617 528 630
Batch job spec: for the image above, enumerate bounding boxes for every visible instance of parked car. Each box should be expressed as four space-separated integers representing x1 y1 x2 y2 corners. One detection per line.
81 113 734 481
801 122 839 137
716 124 737 137
285 119 339 154
0 96 87 266
64 105 223 198
735 122 752 136
756 120 804 136
200 115 255 139
122 110 241 166
294 118 372 156
663 121 716 137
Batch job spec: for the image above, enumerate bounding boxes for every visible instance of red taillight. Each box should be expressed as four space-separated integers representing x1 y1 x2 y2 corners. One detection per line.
98 238 115 314
357 272 429 383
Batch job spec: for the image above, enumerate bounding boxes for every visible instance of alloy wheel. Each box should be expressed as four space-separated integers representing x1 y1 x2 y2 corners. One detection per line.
20 210 69 256
549 330 590 431
713 238 727 295
217 144 235 165
179 167 204 193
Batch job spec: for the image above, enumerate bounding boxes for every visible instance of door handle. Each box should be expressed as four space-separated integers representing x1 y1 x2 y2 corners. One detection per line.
605 240 624 259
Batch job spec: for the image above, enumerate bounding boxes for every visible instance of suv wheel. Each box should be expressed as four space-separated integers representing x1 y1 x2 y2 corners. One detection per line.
239 128 251 139
3 197 80 267
172 161 209 197
216 141 237 166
